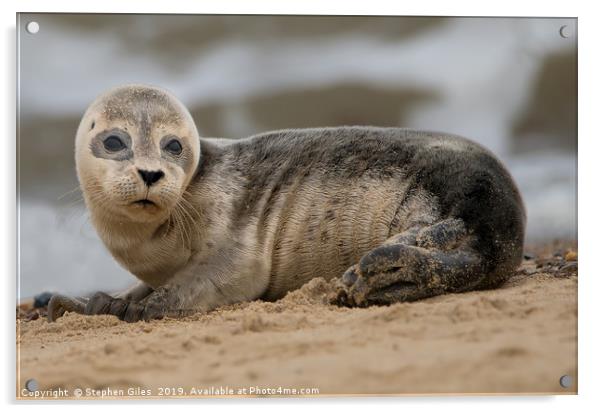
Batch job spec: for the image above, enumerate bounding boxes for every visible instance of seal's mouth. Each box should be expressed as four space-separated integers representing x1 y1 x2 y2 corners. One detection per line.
132 199 157 207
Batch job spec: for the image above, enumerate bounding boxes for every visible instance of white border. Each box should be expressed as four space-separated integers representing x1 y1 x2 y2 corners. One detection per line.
3 0 600 411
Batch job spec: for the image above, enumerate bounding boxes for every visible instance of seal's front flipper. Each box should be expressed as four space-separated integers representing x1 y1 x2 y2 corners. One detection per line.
47 294 88 322
83 292 129 318
46 290 165 323
47 285 158 322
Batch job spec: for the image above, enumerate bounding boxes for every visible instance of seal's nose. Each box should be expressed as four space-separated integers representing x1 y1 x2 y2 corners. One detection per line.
137 169 165 187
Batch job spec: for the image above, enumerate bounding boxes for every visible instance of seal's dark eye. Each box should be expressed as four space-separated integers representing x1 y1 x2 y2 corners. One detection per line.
103 135 126 152
164 139 182 155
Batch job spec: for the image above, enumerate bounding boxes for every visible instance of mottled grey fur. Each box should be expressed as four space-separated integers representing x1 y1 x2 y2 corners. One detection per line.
48 85 525 322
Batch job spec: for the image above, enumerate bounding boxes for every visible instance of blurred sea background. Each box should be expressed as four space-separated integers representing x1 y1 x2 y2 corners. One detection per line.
17 15 577 298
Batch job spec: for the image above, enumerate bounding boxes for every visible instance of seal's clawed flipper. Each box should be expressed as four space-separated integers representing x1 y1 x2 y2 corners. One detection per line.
48 289 197 323
332 218 484 306
47 291 163 322
47 294 89 322
47 282 161 322
82 292 167 322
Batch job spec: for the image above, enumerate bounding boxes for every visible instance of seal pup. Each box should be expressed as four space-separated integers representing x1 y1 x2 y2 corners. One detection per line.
48 84 526 322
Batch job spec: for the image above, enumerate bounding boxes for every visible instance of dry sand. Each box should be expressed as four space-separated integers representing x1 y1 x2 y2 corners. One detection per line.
16 243 577 399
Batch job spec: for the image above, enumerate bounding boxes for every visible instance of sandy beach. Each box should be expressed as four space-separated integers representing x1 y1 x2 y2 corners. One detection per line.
16 242 577 399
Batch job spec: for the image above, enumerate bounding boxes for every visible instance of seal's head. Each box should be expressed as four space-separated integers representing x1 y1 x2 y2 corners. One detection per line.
75 85 200 223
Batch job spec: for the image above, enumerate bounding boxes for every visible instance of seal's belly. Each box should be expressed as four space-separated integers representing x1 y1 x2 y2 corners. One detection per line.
260 174 418 300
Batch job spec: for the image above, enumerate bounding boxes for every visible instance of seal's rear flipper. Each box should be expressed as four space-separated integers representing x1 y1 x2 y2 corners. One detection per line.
332 219 487 307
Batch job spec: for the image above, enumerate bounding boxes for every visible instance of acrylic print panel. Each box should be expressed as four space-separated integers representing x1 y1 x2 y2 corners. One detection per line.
17 14 577 398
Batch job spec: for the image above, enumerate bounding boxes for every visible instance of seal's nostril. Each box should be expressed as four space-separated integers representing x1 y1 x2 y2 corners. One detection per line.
138 169 165 187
